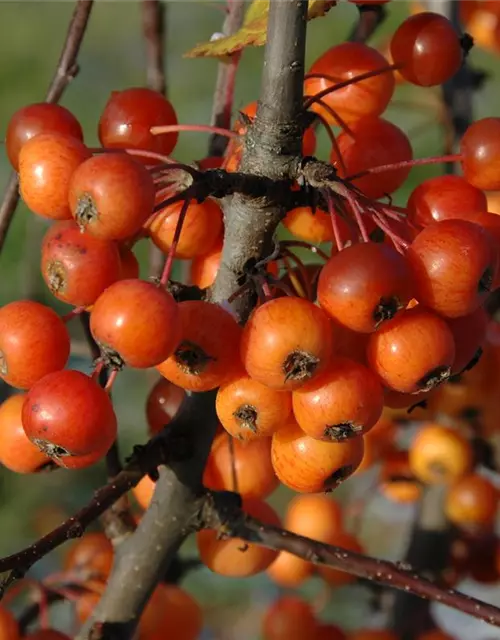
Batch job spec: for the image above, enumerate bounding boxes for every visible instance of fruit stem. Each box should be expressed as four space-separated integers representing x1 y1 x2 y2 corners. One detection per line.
62 306 85 323
104 369 119 393
91 147 177 166
310 97 354 137
159 198 191 287
323 188 345 252
150 123 238 139
280 240 330 262
346 153 462 181
303 63 400 110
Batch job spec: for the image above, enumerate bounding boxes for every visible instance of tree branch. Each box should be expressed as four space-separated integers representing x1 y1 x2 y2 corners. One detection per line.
210 0 308 321
141 0 170 280
141 0 167 95
0 0 94 253
0 392 208 595
208 0 245 157
76 391 218 640
349 3 387 43
202 492 500 629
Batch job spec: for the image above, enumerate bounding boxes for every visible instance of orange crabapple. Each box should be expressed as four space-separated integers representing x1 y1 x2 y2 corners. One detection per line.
367 306 456 394
271 419 365 493
22 369 117 464
69 152 156 241
90 279 180 369
196 497 281 577
216 373 293 440
408 423 473 485
262 595 318 640
379 451 422 504
6 102 83 171
204 432 279 499
0 299 70 389
157 300 242 391
149 197 223 259
0 394 51 473
18 132 91 220
317 241 415 334
292 356 384 442
445 473 499 530
41 220 122 307
240 296 334 391
138 583 202 640
146 377 185 436
0 606 20 640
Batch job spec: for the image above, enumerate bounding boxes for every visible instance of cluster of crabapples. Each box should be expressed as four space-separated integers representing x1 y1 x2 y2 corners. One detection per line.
2 5 500 639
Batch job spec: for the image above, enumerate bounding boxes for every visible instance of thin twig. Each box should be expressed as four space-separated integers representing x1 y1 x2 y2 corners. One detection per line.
202 494 500 629
208 0 246 157
0 0 94 253
349 3 387 43
141 0 169 280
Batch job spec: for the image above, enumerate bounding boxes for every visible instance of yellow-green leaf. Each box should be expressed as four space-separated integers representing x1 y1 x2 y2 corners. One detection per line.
184 0 337 59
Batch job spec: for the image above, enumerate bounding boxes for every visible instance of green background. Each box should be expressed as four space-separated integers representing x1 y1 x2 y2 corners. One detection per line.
0 2 499 637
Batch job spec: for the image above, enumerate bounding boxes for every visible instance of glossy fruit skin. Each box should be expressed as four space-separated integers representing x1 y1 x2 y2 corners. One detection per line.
146 377 185 435
408 219 497 318
241 297 333 391
409 423 473 485
118 245 140 280
216 373 292 440
64 531 114 579
90 279 180 369
0 394 51 473
271 419 365 493
292 357 383 442
447 306 488 375
41 220 122 307
139 583 202 640
262 595 318 640
204 433 279 499
304 42 395 124
133 474 156 510
197 498 281 577
6 102 83 171
407 175 488 229
19 133 91 220
157 301 242 391
283 206 336 244
445 473 498 530
268 493 343 588
331 117 413 199
69 153 155 240
22 369 117 461
461 118 500 190
367 307 456 394
318 242 414 333
391 12 461 86
0 300 70 389
380 451 422 503
150 198 223 259
318 530 364 587
99 87 179 157
0 606 20 640
189 237 223 288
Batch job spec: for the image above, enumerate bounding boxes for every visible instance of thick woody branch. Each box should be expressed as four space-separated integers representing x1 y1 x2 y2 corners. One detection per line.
202 492 500 629
0 392 210 596
208 0 245 157
0 0 94 252
76 391 218 640
210 0 308 321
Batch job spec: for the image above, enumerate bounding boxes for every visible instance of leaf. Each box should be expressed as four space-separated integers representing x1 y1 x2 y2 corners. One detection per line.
184 0 337 59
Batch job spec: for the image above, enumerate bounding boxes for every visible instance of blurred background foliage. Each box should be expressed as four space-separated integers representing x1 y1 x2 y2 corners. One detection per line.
1 2 500 638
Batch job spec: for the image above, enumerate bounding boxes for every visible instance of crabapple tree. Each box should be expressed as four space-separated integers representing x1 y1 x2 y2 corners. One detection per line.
2 1 500 639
